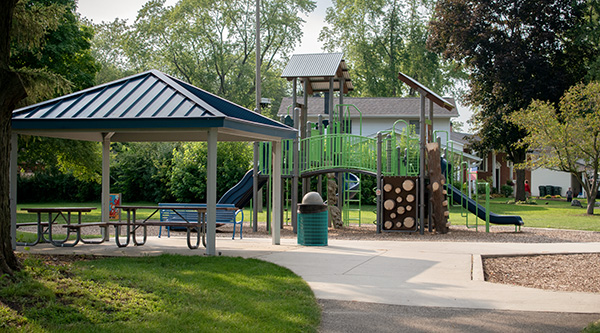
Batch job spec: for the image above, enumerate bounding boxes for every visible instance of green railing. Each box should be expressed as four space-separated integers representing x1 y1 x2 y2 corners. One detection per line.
300 134 378 174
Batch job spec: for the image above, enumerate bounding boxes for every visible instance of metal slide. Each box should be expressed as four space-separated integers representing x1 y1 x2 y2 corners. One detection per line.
447 184 524 226
218 170 269 208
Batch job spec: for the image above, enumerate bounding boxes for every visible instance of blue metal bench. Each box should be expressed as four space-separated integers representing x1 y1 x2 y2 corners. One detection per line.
158 203 243 239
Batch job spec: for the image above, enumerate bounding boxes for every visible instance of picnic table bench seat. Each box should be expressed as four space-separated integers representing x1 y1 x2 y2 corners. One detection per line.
158 203 243 239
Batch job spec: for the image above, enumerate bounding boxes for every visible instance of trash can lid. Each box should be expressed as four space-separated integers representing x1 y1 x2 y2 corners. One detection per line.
302 192 324 205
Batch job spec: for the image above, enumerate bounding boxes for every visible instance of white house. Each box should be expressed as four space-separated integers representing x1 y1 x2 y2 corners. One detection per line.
278 96 458 141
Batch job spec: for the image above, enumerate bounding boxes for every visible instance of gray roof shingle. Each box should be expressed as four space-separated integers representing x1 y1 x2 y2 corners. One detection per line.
278 96 458 118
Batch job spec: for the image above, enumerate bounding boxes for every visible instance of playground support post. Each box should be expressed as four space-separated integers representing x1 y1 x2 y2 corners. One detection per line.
292 134 299 233
376 132 383 233
419 93 426 235
253 0 261 233
317 115 323 195
328 77 334 126
302 80 310 196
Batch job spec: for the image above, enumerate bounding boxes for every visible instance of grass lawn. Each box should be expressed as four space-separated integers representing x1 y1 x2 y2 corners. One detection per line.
16 202 156 224
0 254 320 332
17 197 600 233
448 197 600 231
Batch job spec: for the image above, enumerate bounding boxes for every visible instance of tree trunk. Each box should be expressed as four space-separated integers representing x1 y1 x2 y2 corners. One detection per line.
1 0 27 276
587 197 596 215
514 168 526 202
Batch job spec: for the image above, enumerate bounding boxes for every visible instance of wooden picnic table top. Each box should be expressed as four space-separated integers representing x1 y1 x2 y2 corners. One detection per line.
21 207 96 213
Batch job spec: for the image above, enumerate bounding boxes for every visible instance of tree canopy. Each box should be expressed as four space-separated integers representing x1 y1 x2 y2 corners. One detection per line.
428 0 600 199
320 0 463 97
510 82 600 214
10 0 102 183
92 0 315 117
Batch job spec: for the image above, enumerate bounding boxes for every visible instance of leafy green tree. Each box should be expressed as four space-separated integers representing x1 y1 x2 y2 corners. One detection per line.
169 142 252 202
18 136 101 182
510 82 600 215
89 19 137 84
104 0 315 112
11 0 99 104
320 0 460 97
428 0 600 200
111 142 179 202
12 0 102 183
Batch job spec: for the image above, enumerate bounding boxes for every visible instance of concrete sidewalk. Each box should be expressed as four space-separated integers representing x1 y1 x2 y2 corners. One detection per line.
18 236 600 314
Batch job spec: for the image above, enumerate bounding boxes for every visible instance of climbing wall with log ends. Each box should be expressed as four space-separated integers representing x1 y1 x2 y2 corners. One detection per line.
381 176 418 232
426 142 449 234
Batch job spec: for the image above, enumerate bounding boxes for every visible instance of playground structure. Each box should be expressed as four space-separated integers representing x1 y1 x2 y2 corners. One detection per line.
245 53 523 234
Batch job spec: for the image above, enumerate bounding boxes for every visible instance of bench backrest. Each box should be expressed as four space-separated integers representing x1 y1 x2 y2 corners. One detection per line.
159 203 237 223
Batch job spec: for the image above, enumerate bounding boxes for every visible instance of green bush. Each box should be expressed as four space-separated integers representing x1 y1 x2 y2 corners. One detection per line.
111 142 178 202
17 171 100 203
169 142 253 202
501 184 514 197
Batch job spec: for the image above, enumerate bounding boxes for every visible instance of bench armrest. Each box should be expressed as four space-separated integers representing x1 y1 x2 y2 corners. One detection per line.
234 209 243 223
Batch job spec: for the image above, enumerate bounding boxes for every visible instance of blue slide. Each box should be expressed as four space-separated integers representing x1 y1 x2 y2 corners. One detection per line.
218 170 269 208
441 158 523 226
447 184 524 226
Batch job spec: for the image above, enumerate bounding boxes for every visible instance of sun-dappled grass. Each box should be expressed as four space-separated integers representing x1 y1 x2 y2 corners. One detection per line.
0 254 320 332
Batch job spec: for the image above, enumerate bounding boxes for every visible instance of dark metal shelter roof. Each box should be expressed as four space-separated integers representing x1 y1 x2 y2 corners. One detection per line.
281 53 353 94
12 69 296 142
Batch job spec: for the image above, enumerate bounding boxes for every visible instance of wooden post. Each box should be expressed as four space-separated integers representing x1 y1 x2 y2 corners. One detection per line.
426 142 449 234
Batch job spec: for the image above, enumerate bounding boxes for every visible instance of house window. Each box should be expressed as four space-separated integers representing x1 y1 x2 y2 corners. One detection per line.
409 120 420 135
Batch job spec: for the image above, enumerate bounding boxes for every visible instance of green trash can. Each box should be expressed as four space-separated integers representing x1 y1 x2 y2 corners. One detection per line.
297 192 328 246
546 185 554 196
538 186 546 197
556 186 562 196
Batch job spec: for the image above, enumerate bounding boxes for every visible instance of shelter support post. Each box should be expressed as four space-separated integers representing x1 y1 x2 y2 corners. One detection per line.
272 140 281 245
253 142 259 232
206 128 217 255
10 133 17 250
101 133 114 241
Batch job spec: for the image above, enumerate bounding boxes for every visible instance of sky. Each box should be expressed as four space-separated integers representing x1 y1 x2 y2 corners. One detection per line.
76 0 473 132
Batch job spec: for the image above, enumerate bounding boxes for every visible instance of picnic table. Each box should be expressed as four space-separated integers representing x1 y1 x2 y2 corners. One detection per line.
116 205 209 249
18 207 97 247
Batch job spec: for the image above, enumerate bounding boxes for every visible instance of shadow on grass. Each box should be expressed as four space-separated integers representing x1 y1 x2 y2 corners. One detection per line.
1 254 320 332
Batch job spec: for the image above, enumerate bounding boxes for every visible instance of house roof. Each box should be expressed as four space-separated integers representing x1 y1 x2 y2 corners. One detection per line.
278 96 458 118
12 70 297 142
281 53 353 94
450 131 473 145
